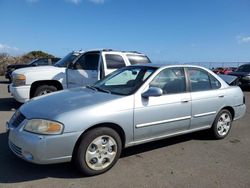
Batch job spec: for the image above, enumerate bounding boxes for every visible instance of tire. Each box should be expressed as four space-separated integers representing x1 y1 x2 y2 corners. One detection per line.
73 127 122 176
211 109 232 139
33 85 57 97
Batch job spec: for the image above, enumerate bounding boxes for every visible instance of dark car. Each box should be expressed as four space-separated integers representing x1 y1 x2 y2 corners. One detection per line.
5 57 60 81
228 63 250 90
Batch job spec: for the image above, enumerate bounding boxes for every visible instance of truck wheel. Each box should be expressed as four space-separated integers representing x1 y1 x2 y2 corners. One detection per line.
211 109 232 139
34 85 57 97
73 127 122 176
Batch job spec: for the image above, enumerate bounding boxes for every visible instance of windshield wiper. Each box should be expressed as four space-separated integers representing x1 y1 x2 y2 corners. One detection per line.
93 86 111 94
86 85 97 91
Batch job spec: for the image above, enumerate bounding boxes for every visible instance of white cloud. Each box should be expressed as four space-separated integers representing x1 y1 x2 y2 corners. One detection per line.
237 35 250 44
67 0 82 4
88 0 105 4
0 43 20 55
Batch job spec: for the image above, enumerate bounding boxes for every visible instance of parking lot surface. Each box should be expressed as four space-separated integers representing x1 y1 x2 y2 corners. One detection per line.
0 76 250 188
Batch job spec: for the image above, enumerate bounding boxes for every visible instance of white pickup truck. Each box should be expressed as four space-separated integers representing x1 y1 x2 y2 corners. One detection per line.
9 49 151 103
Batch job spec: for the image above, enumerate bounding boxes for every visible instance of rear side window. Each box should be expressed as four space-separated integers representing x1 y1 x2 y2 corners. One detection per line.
127 55 151 65
210 75 221 89
75 53 100 70
105 54 126 69
187 68 221 92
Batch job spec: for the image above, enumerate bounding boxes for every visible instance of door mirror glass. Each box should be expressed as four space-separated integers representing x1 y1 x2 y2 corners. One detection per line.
141 87 163 98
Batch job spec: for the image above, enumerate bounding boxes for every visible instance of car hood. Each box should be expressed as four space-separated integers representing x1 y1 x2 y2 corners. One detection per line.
20 87 122 120
12 66 61 75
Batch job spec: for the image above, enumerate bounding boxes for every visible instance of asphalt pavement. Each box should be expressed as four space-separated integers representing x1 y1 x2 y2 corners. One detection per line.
0 76 250 188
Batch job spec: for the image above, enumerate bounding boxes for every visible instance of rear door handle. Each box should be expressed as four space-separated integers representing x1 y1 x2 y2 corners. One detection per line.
181 99 190 103
218 95 224 98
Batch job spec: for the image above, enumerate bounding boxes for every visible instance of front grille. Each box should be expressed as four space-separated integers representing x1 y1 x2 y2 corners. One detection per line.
11 111 25 128
9 141 22 157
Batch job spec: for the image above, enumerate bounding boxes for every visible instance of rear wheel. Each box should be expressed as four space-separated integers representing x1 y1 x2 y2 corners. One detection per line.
73 127 122 176
33 85 57 97
211 109 232 139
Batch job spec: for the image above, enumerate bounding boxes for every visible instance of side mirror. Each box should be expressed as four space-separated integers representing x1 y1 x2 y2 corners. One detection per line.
141 87 163 98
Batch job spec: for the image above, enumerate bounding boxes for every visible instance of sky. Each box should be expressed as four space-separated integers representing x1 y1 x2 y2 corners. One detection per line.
0 0 250 63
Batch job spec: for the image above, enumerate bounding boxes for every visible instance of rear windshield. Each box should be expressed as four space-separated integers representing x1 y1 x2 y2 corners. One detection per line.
236 64 250 72
127 55 151 65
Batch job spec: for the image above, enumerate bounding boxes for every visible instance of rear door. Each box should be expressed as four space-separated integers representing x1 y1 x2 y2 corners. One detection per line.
67 52 100 88
187 67 225 129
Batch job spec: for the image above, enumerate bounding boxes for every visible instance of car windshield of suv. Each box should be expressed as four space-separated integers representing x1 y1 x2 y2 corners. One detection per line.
236 64 250 72
28 59 38 65
92 66 157 95
54 53 79 67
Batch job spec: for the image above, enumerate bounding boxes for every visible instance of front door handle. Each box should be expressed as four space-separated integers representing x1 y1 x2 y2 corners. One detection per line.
218 95 224 98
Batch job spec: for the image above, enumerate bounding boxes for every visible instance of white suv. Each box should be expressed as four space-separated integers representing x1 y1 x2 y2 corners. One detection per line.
9 49 151 103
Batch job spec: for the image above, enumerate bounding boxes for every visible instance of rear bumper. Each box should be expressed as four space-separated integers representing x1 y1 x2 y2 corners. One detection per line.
233 104 246 121
9 84 30 103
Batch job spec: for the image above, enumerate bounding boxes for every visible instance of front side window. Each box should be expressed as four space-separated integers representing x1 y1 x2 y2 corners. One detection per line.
75 53 100 70
105 54 126 69
150 67 186 94
93 67 156 95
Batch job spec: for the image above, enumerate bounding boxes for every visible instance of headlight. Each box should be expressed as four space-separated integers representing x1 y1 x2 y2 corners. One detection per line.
242 76 250 81
12 74 26 86
24 119 64 135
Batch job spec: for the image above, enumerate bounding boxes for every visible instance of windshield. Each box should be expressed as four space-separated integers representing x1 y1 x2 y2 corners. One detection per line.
93 66 157 95
28 59 38 65
54 52 79 67
236 64 250 72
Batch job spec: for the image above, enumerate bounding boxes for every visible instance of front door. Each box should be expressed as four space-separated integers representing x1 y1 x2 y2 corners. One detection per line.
134 67 191 142
67 52 100 88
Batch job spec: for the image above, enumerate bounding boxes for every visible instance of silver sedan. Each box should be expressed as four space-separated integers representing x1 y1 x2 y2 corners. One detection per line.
7 64 246 176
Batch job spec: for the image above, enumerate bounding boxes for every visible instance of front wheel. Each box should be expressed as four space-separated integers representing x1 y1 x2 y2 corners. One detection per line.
33 85 57 97
211 109 232 139
73 127 122 176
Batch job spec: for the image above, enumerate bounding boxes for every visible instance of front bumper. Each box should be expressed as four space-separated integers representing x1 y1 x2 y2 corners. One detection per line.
7 120 82 164
9 84 31 103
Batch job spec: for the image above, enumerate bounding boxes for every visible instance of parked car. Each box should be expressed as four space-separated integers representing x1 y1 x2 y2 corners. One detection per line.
7 64 246 176
5 57 60 81
212 67 236 75
9 49 151 103
229 63 250 90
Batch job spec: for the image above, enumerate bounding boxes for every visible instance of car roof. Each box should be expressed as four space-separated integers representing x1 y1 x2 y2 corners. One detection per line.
82 49 146 55
129 63 211 70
